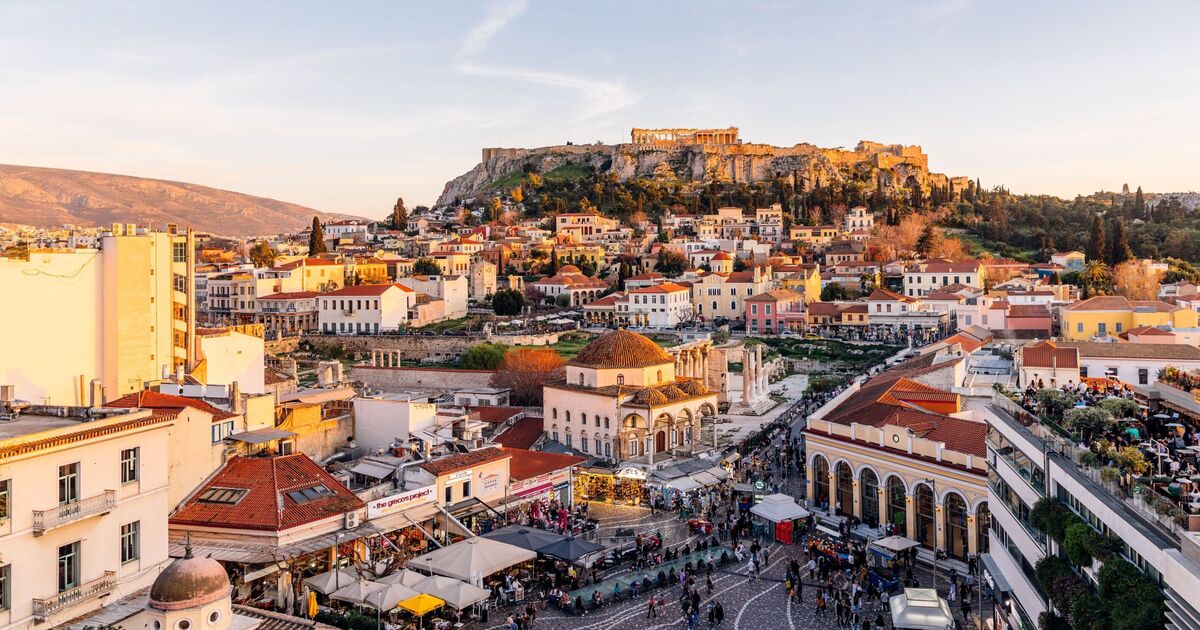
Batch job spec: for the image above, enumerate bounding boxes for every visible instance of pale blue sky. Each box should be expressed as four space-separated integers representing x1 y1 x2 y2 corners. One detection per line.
1 0 1197 215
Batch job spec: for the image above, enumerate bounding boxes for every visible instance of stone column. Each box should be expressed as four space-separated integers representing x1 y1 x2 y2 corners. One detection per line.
905 493 916 541
805 470 815 508
967 512 979 556
852 478 862 519
935 502 947 553
877 486 888 529
828 470 839 515
742 347 752 404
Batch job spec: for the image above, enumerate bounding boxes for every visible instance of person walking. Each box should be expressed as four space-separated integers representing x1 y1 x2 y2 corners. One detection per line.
646 594 657 619
714 602 725 627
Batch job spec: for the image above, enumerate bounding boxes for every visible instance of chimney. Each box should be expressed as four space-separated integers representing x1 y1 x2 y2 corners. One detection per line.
89 380 103 407
230 381 242 414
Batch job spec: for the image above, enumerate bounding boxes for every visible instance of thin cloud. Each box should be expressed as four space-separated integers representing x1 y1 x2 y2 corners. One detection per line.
457 0 529 60
457 62 637 121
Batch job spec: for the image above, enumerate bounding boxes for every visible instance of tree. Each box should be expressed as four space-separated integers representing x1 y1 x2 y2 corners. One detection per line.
488 197 503 222
1034 388 1078 421
490 347 566 405
1086 214 1105 262
653 250 687 277
460 343 508 370
1112 260 1162 301
391 197 407 229
617 259 633 290
656 230 670 243
511 186 524 204
308 217 327 256
1098 558 1166 630
1134 186 1146 217
821 283 849 301
915 224 939 257
1082 260 1112 298
248 241 276 268
492 288 526 316
1108 218 1134 265
546 248 559 275
412 257 441 276
1063 406 1113 440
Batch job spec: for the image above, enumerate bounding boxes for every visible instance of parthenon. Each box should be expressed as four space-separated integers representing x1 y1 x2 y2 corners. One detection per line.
630 127 740 147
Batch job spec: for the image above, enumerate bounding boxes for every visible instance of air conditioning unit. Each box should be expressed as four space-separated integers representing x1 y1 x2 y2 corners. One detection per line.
345 511 361 529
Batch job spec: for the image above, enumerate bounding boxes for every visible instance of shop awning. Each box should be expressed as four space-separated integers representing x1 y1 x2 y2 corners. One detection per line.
749 493 811 523
665 477 702 492
350 461 396 479
705 466 730 480
690 472 720 487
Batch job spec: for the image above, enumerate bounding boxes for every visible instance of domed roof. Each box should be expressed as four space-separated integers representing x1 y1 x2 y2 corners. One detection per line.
150 546 231 611
558 264 581 274
712 252 733 261
678 379 708 396
569 329 673 369
660 385 687 401
634 387 669 406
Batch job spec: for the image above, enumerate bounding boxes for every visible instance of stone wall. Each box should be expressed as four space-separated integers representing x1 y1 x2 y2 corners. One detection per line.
266 336 302 355
352 365 496 393
302 331 565 363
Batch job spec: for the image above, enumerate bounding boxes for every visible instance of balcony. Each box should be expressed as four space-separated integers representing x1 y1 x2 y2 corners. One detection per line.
32 571 117 621
32 490 116 535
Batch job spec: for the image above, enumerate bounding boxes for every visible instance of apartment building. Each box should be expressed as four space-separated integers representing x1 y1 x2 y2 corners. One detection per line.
0 401 173 628
903 259 984 297
318 284 417 334
1061 296 1199 340
688 266 773 322
0 226 197 405
616 282 693 328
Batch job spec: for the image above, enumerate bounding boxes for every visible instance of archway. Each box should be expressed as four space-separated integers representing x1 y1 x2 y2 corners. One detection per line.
914 483 936 550
835 462 854 516
886 476 907 532
860 468 880 527
945 492 969 561
976 501 991 554
812 455 830 508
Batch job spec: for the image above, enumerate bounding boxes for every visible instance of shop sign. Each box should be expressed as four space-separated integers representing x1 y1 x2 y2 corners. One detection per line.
511 469 570 497
615 466 648 480
481 472 502 495
446 469 472 483
367 485 435 519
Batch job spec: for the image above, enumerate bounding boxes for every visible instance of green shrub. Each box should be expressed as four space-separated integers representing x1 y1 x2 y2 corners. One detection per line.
1096 397 1140 419
1098 558 1166 630
1031 498 1072 541
1070 592 1109 630
1035 555 1076 594
460 343 509 370
1038 612 1071 630
1079 450 1100 467
1064 521 1096 566
1035 388 1079 421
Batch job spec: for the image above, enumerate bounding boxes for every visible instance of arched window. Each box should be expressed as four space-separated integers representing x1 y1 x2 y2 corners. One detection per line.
580 413 587 425
578 373 585 385
604 441 611 457
656 370 663 382
552 408 558 419
976 502 991 554
945 493 969 561
887 476 906 530
565 411 571 423
604 417 610 429
581 435 588 452
860 468 880 527
836 462 854 516
915 483 936 549
812 456 830 508
595 415 600 427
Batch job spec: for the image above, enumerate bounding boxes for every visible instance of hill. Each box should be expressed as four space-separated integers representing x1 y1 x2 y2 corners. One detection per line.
437 128 968 207
0 164 352 236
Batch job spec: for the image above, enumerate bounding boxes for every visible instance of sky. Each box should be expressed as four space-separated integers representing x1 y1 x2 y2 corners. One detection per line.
1 0 1198 217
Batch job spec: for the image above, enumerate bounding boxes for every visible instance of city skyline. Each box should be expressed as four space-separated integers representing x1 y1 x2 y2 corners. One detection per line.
1 0 1198 215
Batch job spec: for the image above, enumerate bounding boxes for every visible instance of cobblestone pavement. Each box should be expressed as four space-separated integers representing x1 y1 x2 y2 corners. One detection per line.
465 504 987 630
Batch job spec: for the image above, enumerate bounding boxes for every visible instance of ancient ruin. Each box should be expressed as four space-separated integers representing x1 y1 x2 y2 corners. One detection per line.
630 127 740 146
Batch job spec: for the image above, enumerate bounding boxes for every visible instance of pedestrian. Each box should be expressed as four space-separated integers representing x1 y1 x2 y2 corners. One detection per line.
706 574 714 594
714 602 725 627
646 595 657 619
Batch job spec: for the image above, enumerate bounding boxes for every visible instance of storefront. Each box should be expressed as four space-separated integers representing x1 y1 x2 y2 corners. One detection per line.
365 485 441 560
574 464 648 505
509 467 573 507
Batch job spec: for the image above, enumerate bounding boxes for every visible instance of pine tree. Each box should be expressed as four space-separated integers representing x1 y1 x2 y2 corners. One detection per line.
391 197 407 229
546 247 559 275
1108 218 1134 266
1085 214 1105 263
915 224 938 257
308 217 327 256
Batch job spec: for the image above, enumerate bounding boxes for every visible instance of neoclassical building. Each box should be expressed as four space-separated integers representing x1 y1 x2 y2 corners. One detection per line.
803 354 991 561
543 329 718 465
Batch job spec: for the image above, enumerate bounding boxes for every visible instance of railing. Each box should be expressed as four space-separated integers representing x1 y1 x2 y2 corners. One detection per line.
32 571 117 621
32 490 116 534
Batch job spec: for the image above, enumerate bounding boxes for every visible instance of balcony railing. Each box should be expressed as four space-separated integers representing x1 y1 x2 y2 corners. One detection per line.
32 490 116 535
32 571 117 621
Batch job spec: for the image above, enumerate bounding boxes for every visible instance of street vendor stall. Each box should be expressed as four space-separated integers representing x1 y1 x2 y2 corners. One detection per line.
890 588 955 630
867 536 918 592
749 493 811 543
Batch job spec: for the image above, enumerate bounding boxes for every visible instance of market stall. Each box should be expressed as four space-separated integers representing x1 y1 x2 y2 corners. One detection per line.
749 493 811 543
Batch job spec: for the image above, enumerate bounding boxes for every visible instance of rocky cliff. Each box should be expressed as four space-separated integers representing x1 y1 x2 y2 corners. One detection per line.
437 139 968 206
0 164 355 236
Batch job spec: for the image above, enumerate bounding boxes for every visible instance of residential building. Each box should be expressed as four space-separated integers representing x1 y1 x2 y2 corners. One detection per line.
0 226 197 405
617 282 693 328
1061 295 1199 340
745 289 807 335
1015 340 1200 387
903 259 984 297
255 291 320 335
0 404 173 628
843 206 875 240
531 265 609 306
1049 250 1086 272
469 260 498 300
688 266 773 322
273 257 344 292
397 274 468 319
318 284 417 334
554 212 620 243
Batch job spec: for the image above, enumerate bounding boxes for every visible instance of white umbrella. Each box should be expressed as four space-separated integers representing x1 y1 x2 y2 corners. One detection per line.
872 535 921 553
890 588 955 630
303 569 358 594
330 579 386 605
749 493 811 523
412 575 491 609
362 583 421 611
376 569 429 587
411 537 536 582
666 476 702 492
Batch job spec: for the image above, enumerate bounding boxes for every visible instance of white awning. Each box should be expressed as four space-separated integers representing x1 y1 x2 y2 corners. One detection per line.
749 493 810 523
350 461 395 479
690 472 721 487
665 477 701 492
705 466 730 480
872 535 921 553
890 588 955 630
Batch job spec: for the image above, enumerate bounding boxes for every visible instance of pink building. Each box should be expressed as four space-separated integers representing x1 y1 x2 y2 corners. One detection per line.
745 289 806 335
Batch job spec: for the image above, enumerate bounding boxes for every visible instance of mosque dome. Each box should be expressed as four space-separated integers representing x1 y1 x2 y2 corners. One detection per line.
149 546 231 611
569 329 673 369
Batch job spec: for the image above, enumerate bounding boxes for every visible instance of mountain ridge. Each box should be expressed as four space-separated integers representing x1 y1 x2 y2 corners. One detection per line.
0 164 358 237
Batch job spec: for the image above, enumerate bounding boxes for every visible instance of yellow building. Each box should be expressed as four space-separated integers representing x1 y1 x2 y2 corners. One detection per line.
1060 296 1199 340
273 257 345 292
775 263 823 302
349 256 390 284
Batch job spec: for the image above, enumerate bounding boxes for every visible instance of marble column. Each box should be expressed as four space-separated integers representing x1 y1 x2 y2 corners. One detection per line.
877 486 889 529
935 502 946 553
905 493 916 541
742 347 752 403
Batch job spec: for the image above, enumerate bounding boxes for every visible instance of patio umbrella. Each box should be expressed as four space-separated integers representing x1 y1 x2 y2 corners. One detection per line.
890 588 955 629
1154 413 1172 419
1165 423 1184 428
871 535 922 553
329 579 386 605
399 593 445 628
411 537 536 582
362 583 421 611
376 568 429 587
306 591 318 618
535 536 606 563
412 575 491 609
481 525 566 552
303 569 358 594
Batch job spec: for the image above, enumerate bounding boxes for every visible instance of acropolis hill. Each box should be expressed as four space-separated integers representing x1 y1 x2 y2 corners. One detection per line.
436 127 968 206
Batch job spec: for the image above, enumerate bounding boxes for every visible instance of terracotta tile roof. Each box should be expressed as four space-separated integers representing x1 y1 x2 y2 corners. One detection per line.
170 454 363 532
746 289 804 302
924 292 965 302
712 252 733 261
469 406 525 424
419 447 510 476
922 259 981 273
107 390 238 421
628 282 689 294
501 447 585 481
584 293 624 308
725 271 760 283
867 288 914 302
568 329 673 369
1019 340 1079 369
324 283 411 296
532 269 608 289
257 291 321 300
492 417 545 449
1059 341 1200 361
942 332 985 353
1126 325 1174 336
1007 304 1049 318
274 258 340 270
627 273 665 281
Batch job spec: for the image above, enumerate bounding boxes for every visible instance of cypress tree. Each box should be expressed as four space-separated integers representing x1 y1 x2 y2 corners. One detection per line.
1086 214 1105 263
391 197 407 229
308 217 327 256
1108 218 1134 265
1134 186 1146 217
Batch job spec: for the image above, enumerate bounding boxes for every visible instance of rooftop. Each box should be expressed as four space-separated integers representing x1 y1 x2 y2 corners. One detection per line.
568 329 674 369
419 446 510 476
502 447 586 480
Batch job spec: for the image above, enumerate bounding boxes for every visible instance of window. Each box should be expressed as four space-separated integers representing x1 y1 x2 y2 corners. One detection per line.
197 487 247 504
1097 322 1107 335
1115 322 1123 333
1077 322 1083 333
173 241 187 263
565 433 573 447
0 564 8 611
58 541 80 592
445 485 453 504
461 481 470 498
286 485 333 504
604 417 610 429
0 479 8 520
604 441 611 458
1138 368 1149 385
581 436 589 452
121 447 139 483
211 421 233 443
121 521 140 563
616 374 624 385
59 463 79 505
552 431 559 442
751 304 758 315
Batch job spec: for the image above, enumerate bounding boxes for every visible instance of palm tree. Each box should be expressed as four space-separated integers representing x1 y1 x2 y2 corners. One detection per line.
1083 260 1111 298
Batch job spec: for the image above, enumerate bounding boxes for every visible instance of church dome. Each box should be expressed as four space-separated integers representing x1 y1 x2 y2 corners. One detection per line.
712 252 733 261
660 385 687 401
149 546 231 611
570 329 673 369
